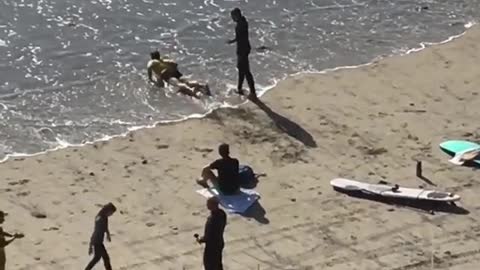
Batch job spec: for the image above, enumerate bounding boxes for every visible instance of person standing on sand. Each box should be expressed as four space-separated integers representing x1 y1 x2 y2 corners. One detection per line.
228 8 257 99
85 203 116 270
196 197 227 270
0 211 24 270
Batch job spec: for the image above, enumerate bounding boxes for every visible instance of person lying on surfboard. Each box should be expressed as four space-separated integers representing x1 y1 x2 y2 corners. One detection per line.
147 50 211 98
197 143 241 195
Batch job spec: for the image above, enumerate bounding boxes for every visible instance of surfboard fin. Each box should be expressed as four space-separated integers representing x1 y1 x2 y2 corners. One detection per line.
449 155 465 165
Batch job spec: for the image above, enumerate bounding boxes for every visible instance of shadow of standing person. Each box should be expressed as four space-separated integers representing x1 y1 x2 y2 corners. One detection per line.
250 97 317 148
0 210 24 270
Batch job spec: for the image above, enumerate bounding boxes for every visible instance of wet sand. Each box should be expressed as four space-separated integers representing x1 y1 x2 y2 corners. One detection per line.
1 27 480 269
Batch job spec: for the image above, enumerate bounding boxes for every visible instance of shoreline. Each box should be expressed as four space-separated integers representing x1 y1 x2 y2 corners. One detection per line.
2 25 480 269
0 22 476 164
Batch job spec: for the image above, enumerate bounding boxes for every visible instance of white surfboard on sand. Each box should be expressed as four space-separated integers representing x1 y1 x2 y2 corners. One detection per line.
331 178 460 202
196 188 260 213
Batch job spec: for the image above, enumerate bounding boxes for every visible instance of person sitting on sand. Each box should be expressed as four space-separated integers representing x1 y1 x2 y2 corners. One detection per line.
197 143 240 195
1 210 24 270
147 50 211 98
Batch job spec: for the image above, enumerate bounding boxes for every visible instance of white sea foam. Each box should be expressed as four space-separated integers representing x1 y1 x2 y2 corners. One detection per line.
0 22 477 164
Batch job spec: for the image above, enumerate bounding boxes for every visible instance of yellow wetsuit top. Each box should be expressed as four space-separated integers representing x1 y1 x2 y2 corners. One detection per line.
147 59 177 78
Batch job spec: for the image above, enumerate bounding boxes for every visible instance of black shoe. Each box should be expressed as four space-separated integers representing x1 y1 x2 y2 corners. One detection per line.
248 92 258 100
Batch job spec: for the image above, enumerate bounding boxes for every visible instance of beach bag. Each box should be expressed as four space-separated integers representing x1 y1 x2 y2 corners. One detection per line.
239 165 255 186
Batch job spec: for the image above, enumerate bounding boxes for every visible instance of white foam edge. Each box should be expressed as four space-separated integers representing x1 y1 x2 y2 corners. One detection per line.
0 21 476 164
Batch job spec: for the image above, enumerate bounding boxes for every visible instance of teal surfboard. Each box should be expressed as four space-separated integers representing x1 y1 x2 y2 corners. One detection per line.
439 140 480 165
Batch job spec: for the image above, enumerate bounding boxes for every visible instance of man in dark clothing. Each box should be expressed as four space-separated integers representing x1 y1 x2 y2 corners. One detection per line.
85 203 116 270
197 197 227 270
228 8 257 99
197 144 240 195
0 211 24 270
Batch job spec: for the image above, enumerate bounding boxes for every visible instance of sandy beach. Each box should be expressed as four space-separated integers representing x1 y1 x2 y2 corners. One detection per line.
2 26 480 269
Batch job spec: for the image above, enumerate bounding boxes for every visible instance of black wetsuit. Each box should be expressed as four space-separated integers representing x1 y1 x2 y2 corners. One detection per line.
203 208 227 270
85 215 112 270
0 227 6 270
234 16 256 95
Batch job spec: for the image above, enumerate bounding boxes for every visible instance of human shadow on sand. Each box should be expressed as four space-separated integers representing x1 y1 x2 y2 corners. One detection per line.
250 97 317 148
334 188 469 215
241 201 270 224
417 174 437 187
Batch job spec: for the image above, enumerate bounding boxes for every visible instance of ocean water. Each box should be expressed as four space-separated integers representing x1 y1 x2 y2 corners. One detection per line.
0 0 479 160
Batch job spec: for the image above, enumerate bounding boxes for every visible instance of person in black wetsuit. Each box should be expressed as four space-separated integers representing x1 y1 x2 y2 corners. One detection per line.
197 143 240 195
85 203 116 270
196 197 227 270
228 8 257 99
0 211 24 270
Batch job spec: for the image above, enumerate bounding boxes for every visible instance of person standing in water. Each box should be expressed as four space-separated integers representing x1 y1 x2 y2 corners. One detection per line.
85 203 116 270
228 8 257 99
196 197 227 270
0 211 24 270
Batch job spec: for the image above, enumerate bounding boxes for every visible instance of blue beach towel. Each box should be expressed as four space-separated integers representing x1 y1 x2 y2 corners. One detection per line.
196 187 260 213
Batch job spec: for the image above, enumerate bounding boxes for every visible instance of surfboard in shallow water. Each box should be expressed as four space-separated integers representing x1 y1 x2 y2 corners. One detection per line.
331 178 460 202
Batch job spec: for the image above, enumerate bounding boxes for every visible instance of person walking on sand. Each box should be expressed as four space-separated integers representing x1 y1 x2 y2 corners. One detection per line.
85 203 116 270
0 211 24 270
196 197 227 270
228 8 257 99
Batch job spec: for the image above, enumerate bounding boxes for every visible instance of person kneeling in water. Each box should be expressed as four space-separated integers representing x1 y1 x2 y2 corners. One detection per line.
147 50 211 98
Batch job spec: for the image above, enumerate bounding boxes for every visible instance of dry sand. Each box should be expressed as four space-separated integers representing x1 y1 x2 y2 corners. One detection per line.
1 26 480 270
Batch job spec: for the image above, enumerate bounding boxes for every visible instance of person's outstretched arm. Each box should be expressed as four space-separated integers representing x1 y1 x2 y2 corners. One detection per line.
227 24 237 44
227 37 236 44
2 230 13 238
147 67 154 83
2 238 15 248
198 219 212 244
0 232 17 248
88 241 93 255
199 212 223 245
